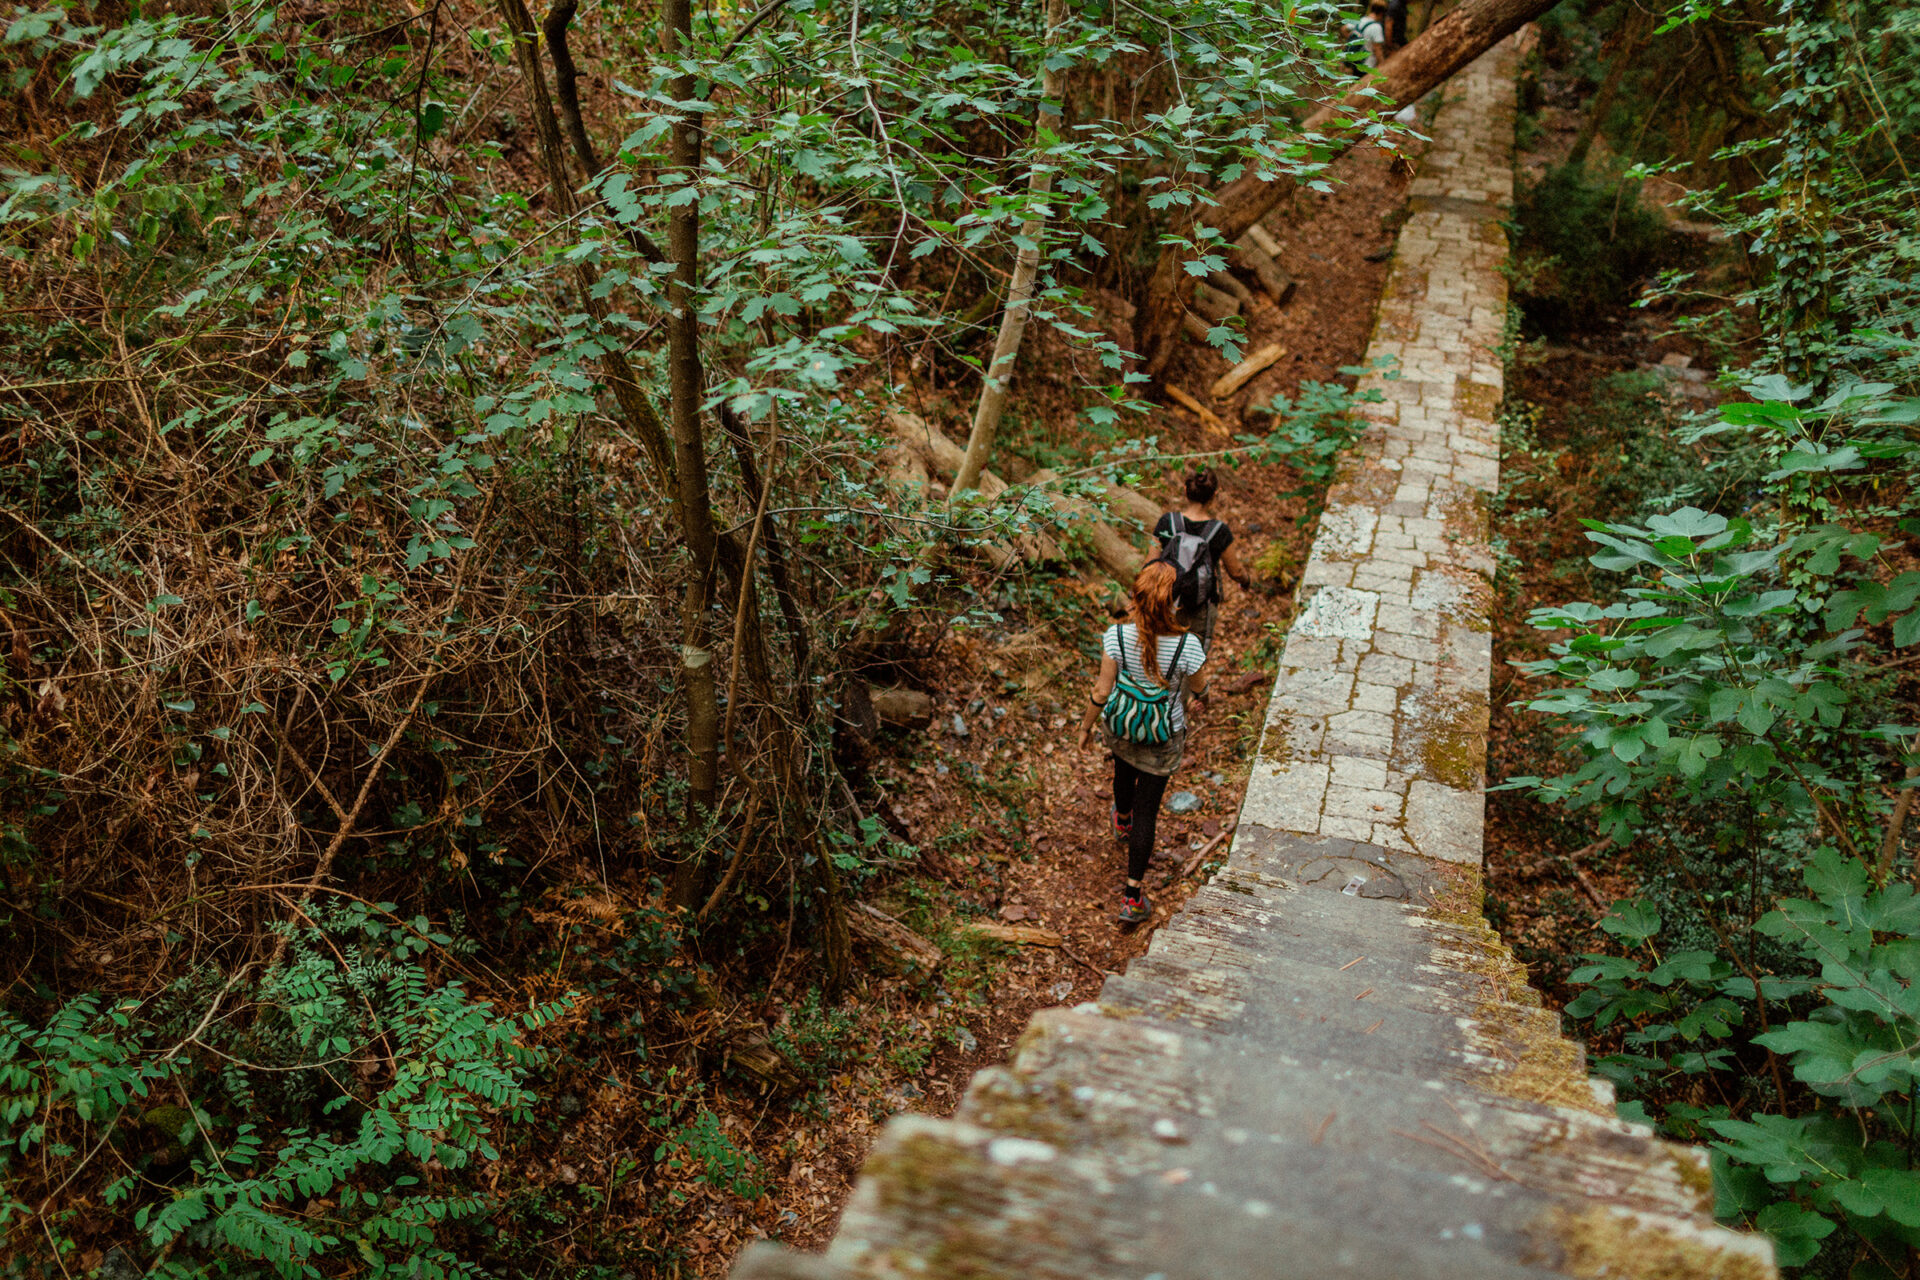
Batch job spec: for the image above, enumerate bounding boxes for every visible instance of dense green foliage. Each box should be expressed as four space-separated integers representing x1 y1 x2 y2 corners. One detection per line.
1508 1 1920 1272
0 0 1396 1272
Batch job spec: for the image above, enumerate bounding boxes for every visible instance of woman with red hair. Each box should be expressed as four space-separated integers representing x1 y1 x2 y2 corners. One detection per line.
1076 560 1210 924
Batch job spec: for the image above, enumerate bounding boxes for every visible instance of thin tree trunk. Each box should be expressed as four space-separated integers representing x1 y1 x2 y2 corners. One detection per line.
949 0 1070 499
1137 0 1563 380
1568 6 1648 167
664 0 723 907
493 0 674 478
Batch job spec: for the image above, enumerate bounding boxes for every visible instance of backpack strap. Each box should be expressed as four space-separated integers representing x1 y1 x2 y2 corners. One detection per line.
1167 511 1185 538
1108 623 1137 681
1163 633 1190 687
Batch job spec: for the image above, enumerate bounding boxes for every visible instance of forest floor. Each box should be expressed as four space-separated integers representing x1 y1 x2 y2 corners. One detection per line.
714 141 1422 1269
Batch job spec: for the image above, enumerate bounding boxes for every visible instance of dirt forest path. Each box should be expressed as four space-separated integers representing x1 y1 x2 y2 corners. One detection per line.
779 136 1424 1255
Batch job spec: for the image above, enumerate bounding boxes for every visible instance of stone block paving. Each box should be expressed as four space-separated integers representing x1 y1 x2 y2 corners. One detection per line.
733 40 1777 1280
1241 49 1514 868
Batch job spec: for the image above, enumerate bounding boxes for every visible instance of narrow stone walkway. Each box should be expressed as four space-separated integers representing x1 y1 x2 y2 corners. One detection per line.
734 40 1776 1280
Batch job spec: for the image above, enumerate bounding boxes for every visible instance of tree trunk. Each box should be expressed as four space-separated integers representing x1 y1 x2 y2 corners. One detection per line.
492 0 676 483
664 0 723 908
1568 6 1648 167
1138 0 1563 380
950 0 1071 499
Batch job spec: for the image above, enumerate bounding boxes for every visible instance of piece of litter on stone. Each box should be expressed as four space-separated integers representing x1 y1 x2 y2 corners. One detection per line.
987 1137 1056 1166
1151 1118 1184 1142
1341 875 1367 896
1050 980 1075 1002
1160 1168 1190 1184
953 1026 978 1053
950 714 969 737
1167 791 1201 814
1461 1223 1484 1240
1223 1127 1249 1144
1245 1200 1273 1217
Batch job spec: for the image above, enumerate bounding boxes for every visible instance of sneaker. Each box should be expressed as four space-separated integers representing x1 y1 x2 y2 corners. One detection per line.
1117 892 1152 925
1111 806 1133 841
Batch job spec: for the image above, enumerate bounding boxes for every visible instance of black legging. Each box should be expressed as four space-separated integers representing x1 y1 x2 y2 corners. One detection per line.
1113 758 1172 889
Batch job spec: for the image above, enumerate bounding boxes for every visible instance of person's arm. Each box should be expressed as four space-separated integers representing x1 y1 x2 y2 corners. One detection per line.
1220 542 1254 590
1077 654 1121 750
1183 639 1211 710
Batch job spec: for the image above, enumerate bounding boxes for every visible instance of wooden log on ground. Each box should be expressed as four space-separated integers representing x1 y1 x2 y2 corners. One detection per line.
725 1027 805 1094
1191 280 1241 322
869 687 933 729
1211 343 1289 401
849 901 945 973
961 921 1064 947
881 413 1166 584
1165 385 1231 436
880 413 1064 565
1234 231 1297 304
1207 270 1256 309
1100 482 1163 529
1025 468 1147 582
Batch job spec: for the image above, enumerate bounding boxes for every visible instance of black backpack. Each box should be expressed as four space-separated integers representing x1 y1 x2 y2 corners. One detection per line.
1157 513 1223 610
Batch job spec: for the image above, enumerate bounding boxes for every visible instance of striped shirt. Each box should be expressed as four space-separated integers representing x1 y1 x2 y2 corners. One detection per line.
1104 624 1207 732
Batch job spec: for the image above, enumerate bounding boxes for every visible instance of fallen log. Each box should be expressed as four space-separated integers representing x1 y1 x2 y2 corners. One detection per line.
1165 385 1231 436
1191 280 1241 322
1234 231 1297 304
1206 270 1256 310
725 1027 805 1094
883 412 1155 584
881 413 1064 566
849 902 945 973
961 921 1064 947
869 687 933 729
1025 468 1147 582
1211 343 1288 401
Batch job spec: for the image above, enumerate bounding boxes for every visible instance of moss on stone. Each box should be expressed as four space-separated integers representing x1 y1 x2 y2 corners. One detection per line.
1531 1204 1775 1280
1457 381 1502 423
1415 691 1490 790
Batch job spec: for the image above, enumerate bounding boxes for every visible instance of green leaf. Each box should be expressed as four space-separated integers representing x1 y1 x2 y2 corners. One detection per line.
1601 900 1661 944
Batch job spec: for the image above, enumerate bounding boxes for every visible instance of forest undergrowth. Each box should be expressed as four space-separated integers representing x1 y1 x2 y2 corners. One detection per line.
0 0 1434 1275
1489 4 1920 1276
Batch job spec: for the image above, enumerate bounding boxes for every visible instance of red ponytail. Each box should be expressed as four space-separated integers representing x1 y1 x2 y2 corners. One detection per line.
1128 561 1182 685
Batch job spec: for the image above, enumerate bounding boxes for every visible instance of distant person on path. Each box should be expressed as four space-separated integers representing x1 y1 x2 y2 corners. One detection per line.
1386 0 1407 51
1357 0 1390 67
1153 469 1253 652
1078 561 1210 926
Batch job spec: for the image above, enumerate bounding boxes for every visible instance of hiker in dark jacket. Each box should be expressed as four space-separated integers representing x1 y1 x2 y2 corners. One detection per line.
1152 469 1253 651
1078 561 1209 926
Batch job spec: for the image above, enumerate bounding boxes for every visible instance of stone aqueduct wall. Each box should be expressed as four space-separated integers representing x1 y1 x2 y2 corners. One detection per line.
733 40 1779 1280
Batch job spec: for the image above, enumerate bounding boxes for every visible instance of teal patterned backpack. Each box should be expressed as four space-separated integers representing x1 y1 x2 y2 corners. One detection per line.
1100 628 1189 744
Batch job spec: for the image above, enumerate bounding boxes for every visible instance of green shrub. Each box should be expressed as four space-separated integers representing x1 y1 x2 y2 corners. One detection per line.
0 905 568 1278
1512 164 1672 335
